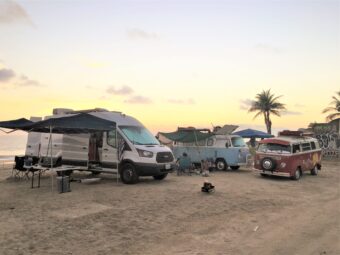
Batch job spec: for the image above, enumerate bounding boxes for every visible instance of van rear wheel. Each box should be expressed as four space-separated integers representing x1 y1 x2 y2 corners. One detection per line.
311 166 318 176
120 163 139 184
153 173 168 180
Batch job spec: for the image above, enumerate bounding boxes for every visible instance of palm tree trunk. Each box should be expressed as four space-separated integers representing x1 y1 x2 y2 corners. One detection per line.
264 111 272 135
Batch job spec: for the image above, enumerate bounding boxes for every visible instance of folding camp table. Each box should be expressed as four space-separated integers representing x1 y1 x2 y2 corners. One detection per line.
24 165 47 188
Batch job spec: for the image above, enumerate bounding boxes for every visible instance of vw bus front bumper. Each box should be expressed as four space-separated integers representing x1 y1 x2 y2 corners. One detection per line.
253 168 291 177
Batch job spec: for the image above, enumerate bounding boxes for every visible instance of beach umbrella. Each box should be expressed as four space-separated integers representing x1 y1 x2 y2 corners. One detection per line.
233 128 274 139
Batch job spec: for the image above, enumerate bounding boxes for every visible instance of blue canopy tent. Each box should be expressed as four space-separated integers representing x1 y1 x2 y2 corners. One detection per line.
233 129 273 147
232 128 274 139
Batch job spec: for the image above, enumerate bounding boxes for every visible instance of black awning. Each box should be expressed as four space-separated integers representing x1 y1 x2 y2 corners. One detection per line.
0 113 116 134
0 118 33 129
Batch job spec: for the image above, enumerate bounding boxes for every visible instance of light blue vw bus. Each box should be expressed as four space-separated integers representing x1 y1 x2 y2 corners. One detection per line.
159 130 250 170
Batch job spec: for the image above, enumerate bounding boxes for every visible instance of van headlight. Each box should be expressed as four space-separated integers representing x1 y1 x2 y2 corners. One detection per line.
137 149 153 158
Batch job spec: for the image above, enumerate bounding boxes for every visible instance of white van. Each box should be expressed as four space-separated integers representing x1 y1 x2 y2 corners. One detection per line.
25 108 175 184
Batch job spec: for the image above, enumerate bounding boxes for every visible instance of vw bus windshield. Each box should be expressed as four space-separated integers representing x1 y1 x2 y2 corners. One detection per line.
231 137 246 147
120 126 160 145
258 143 291 154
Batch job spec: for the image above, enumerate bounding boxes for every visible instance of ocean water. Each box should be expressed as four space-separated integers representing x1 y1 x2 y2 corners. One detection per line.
0 132 27 160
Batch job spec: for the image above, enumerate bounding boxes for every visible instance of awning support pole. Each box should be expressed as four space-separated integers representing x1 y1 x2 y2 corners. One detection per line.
50 126 53 192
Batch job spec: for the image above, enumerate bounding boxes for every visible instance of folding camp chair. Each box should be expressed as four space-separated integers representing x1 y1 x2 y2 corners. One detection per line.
177 156 195 176
12 156 29 179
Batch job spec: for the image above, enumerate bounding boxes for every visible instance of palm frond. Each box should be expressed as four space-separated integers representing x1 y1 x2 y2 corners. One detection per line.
326 112 340 122
270 110 281 117
252 111 263 120
322 106 336 114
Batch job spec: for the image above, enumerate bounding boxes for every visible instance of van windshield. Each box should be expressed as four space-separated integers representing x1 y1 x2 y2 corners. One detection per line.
120 126 160 145
231 137 246 147
258 143 291 154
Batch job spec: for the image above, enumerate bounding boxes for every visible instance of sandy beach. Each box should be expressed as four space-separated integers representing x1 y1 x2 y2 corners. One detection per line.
0 161 339 255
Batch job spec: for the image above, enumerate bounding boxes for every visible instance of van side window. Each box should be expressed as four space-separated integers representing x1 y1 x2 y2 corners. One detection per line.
117 133 131 151
107 130 117 148
292 144 300 153
311 142 316 150
196 139 206 146
207 138 214 146
301 142 311 152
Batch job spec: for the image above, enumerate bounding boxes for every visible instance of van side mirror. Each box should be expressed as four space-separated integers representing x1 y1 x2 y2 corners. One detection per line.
225 142 229 148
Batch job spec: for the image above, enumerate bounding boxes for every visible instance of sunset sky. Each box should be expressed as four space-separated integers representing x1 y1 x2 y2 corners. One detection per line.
0 0 339 134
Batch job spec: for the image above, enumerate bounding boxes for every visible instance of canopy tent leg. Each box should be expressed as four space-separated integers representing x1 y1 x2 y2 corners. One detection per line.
49 126 54 192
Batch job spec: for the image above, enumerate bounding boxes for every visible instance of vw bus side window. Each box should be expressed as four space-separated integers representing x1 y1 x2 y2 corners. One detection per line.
292 144 300 153
258 143 291 154
314 141 320 149
231 137 246 147
196 139 206 146
207 138 214 146
107 130 117 148
301 142 311 152
310 142 316 150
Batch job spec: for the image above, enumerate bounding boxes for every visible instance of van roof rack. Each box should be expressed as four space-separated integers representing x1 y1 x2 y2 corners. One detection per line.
53 108 109 115
177 127 211 133
279 130 304 137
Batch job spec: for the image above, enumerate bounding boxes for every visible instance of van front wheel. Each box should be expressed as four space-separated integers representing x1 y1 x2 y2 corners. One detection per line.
216 159 227 171
120 163 139 184
153 173 168 180
291 168 301 180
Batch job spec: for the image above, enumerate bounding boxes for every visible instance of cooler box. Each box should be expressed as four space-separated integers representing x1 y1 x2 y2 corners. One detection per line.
56 176 70 193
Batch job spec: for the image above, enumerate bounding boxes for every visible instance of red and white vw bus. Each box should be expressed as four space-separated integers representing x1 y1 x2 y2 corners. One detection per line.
253 131 322 180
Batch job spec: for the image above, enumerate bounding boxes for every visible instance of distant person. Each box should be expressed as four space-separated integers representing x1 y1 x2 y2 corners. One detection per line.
177 152 193 175
201 159 210 177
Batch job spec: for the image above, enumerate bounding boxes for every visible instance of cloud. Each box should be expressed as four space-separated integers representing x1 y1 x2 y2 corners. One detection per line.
124 95 152 104
0 0 34 26
167 98 195 105
254 43 282 54
17 75 42 87
0 67 42 87
281 110 302 116
294 103 305 108
106 85 133 95
99 95 110 100
127 28 159 40
0 68 15 82
239 99 255 110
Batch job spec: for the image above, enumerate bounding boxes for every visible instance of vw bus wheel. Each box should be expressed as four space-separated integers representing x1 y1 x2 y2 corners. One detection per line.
216 159 227 171
120 163 139 184
153 173 168 180
291 168 301 180
311 166 318 176
230 166 240 170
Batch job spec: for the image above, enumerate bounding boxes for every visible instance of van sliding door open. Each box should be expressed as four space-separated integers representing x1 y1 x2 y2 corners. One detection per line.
101 130 118 169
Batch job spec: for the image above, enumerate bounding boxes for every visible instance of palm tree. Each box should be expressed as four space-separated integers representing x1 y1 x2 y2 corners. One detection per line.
322 91 340 121
248 89 286 134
